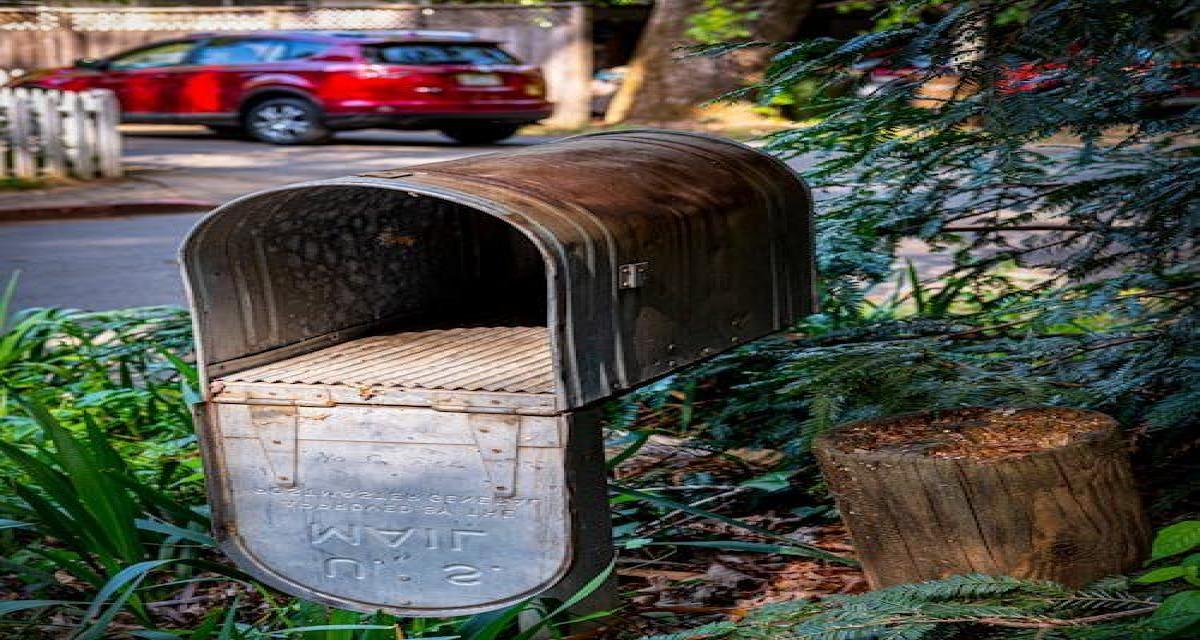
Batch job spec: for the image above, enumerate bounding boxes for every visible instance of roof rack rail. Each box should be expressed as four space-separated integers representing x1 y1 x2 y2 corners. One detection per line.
185 29 480 40
325 29 478 39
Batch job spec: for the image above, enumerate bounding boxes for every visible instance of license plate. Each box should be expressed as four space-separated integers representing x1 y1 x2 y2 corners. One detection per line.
456 73 503 87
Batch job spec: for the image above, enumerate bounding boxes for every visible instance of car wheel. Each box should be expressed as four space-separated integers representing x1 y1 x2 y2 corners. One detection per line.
438 123 522 145
244 98 331 145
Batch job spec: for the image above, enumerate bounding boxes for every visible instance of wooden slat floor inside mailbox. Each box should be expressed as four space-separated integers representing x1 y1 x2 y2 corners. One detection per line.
222 326 555 393
182 130 814 616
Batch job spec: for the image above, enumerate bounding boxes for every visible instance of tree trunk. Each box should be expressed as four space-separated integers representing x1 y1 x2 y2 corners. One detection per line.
814 407 1150 589
605 0 814 124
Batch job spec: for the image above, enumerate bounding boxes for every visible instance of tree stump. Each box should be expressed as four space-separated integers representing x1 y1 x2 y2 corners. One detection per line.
813 407 1150 588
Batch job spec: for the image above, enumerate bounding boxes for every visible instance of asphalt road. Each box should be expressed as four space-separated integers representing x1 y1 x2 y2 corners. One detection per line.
0 212 204 311
115 126 561 204
0 127 559 312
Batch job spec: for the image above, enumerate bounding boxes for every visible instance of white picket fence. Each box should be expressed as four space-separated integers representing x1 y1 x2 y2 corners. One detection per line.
0 69 24 86
0 86 122 180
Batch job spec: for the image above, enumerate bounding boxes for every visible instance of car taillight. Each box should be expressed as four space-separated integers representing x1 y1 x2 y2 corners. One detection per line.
524 74 545 97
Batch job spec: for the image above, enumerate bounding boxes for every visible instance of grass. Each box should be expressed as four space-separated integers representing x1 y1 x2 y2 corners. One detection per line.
0 177 48 191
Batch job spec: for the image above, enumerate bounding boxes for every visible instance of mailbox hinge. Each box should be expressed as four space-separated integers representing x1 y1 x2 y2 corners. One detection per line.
618 262 649 289
468 413 521 498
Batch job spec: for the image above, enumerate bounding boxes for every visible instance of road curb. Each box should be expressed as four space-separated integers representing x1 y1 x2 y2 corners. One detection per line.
0 199 217 223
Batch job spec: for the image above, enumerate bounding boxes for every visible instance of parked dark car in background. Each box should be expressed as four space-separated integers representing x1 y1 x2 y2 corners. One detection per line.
11 30 552 145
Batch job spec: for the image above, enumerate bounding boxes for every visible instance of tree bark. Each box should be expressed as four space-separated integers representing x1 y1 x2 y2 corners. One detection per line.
814 407 1150 589
605 0 814 124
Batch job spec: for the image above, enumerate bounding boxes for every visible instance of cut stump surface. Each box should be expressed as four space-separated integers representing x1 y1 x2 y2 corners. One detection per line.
814 407 1149 588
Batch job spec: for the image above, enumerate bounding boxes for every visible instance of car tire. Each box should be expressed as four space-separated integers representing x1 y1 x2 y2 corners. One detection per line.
244 97 332 145
438 123 522 145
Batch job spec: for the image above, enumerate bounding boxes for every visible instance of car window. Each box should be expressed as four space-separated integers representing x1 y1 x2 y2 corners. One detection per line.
109 41 196 71
282 40 333 60
192 38 289 65
366 44 517 65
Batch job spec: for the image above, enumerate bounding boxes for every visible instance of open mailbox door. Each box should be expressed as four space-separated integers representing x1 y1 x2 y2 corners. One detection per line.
181 130 815 616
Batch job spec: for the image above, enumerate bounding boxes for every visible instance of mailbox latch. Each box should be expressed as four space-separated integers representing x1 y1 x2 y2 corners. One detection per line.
249 405 299 488
618 262 649 289
468 413 521 498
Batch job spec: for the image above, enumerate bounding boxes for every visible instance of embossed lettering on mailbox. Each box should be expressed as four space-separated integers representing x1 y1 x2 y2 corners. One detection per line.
211 398 569 612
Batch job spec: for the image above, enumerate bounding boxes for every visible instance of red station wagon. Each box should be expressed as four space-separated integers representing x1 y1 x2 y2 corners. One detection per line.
13 30 553 145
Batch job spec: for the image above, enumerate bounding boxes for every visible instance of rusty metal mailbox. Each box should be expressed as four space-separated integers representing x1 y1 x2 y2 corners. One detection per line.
180 130 814 616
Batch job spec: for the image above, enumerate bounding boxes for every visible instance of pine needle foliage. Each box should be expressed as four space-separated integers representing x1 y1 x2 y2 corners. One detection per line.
635 528 1200 639
641 573 1193 640
619 0 1198 508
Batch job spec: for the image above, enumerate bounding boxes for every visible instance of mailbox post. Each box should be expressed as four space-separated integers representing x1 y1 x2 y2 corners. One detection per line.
181 130 814 616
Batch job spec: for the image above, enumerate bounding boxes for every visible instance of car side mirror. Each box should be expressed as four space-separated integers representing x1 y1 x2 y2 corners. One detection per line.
74 58 109 71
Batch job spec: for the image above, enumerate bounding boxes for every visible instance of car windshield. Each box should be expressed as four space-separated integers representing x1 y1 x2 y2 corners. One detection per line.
366 43 517 65
109 41 196 70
